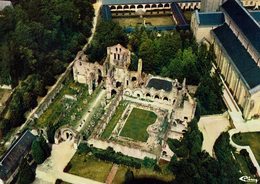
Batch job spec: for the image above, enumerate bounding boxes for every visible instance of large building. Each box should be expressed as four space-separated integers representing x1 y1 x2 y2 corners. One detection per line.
0 130 36 184
191 0 260 120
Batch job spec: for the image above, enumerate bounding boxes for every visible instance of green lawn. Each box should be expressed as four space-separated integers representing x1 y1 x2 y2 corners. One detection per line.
113 165 174 184
101 101 128 139
232 132 260 164
68 153 112 182
233 152 253 177
120 108 157 142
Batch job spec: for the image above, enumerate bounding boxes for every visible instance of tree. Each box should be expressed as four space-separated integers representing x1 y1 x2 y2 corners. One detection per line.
88 20 128 62
18 160 35 184
161 48 200 85
195 74 225 115
31 136 50 164
124 169 134 184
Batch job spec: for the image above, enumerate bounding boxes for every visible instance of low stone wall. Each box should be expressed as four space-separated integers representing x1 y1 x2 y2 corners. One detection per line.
93 89 123 138
229 129 260 175
88 139 156 160
0 84 12 90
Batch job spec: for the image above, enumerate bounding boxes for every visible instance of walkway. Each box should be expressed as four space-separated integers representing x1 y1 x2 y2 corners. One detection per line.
83 0 102 51
105 164 119 184
198 113 231 156
213 64 260 175
76 89 106 132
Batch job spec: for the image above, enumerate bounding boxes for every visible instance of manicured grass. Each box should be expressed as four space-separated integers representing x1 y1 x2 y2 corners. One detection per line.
101 101 128 139
68 153 112 182
120 108 157 142
232 132 260 164
113 15 175 27
183 11 192 22
233 152 253 177
113 165 174 184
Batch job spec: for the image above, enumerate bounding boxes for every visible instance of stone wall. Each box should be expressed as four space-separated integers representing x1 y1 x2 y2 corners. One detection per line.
88 138 156 160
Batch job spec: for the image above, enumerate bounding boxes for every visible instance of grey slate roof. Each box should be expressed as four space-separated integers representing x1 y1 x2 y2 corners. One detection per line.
0 1 12 11
212 23 260 90
221 0 260 54
147 78 173 92
0 130 36 181
102 0 199 5
250 11 260 23
197 11 224 26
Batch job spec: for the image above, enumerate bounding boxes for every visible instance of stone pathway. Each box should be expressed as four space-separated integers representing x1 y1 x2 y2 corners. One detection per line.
105 164 119 184
76 89 106 132
198 113 230 156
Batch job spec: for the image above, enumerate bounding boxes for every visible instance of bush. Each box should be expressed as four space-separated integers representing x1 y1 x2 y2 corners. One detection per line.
92 147 142 169
240 149 257 175
78 143 91 154
31 136 50 164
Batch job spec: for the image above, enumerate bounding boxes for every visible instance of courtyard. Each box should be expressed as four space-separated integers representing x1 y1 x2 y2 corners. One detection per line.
66 151 174 184
120 108 157 142
101 101 129 139
232 132 260 164
68 153 113 183
112 15 175 27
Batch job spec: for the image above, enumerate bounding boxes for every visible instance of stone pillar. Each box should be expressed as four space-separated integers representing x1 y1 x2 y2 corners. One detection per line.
138 59 142 75
88 79 93 95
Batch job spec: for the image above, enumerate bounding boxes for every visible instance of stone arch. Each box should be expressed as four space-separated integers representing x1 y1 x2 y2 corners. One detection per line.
97 69 102 84
130 4 135 9
145 4 150 9
162 151 167 156
154 95 160 99
117 5 123 10
116 81 122 88
124 5 129 9
110 5 116 10
151 4 157 8
54 127 78 144
146 93 151 97
158 3 163 8
133 90 143 98
164 3 170 8
163 97 169 101
132 76 137 81
137 4 143 9
111 89 117 96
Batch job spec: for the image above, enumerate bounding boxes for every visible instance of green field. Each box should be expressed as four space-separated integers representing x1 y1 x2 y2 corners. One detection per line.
113 165 174 184
68 153 112 182
101 101 128 139
232 132 260 164
120 108 157 142
113 15 175 27
233 152 253 177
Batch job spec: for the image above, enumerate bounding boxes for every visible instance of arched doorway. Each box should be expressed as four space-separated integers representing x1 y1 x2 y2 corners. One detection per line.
111 89 117 96
116 81 122 88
